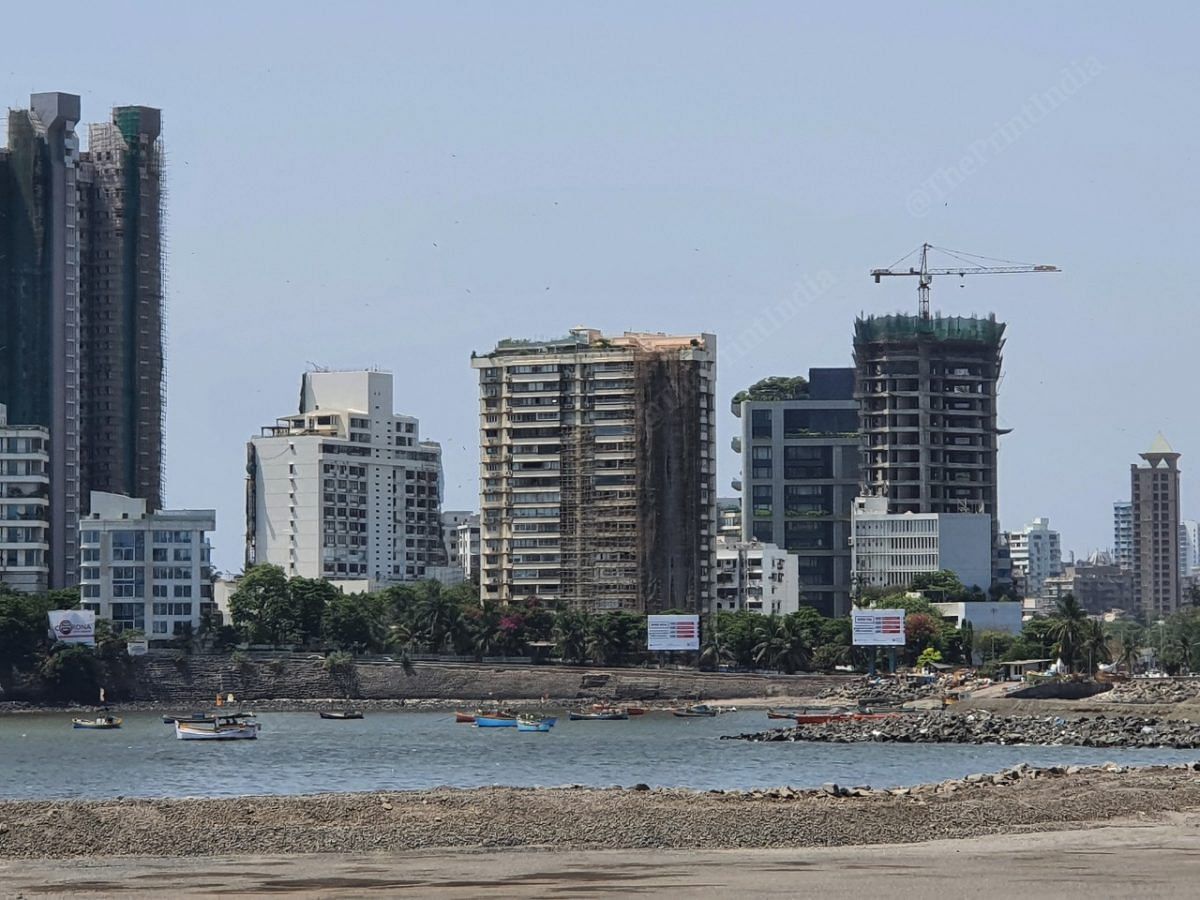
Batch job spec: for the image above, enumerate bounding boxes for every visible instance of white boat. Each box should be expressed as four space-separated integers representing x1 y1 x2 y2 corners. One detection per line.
175 714 261 741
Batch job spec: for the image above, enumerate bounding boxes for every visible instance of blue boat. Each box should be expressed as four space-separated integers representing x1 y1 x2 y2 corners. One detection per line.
474 711 518 728
516 715 557 733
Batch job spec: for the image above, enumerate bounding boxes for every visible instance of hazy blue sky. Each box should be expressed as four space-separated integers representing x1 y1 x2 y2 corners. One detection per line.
5 2 1197 572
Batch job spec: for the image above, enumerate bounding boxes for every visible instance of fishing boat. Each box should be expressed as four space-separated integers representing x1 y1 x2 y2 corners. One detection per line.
455 710 476 724
766 708 799 720
162 713 214 724
474 710 518 728
592 703 647 717
569 709 628 721
672 704 718 718
516 715 557 733
319 710 364 720
72 715 122 730
175 714 261 741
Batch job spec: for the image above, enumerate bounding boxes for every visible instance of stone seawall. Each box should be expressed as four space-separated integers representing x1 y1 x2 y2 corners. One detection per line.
109 655 851 704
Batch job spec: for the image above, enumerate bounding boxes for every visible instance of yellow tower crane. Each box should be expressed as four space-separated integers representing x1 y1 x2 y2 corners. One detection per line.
871 243 1059 319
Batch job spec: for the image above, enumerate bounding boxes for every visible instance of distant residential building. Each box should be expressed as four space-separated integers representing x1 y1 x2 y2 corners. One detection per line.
733 367 859 617
245 370 446 590
1130 435 1182 619
471 328 716 613
0 404 51 593
853 314 1006 584
455 515 481 582
441 510 474 570
0 93 83 588
716 497 742 540
78 492 215 637
850 495 992 593
1041 560 1133 615
931 600 1022 637
1006 517 1062 598
714 536 799 616
1181 520 1199 577
1113 501 1133 571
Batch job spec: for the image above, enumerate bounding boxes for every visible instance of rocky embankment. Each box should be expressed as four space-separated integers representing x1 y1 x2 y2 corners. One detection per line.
729 711 1200 748
815 679 940 705
1100 679 1200 705
3 763 1200 859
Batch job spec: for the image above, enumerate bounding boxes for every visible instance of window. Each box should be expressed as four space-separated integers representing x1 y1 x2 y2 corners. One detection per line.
81 530 99 544
784 445 832 480
751 409 773 440
752 520 774 542
173 585 192 598
153 621 168 634
752 484 773 518
752 445 773 479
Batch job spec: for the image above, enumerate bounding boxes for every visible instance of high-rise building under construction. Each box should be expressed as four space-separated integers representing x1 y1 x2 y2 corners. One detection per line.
471 328 717 613
78 105 165 511
852 313 1006 583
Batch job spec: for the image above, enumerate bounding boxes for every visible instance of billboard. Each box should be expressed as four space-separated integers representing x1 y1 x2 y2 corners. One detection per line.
852 609 906 647
647 615 700 651
47 610 96 645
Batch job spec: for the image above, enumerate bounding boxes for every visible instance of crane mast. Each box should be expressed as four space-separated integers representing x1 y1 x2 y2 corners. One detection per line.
871 243 1060 319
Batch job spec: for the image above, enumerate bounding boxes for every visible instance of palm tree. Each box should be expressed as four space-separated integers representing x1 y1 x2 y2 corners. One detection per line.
752 616 810 674
465 612 503 661
1045 594 1088 673
1118 632 1140 674
553 610 589 665
586 615 622 666
698 630 734 672
1081 620 1111 674
413 584 463 652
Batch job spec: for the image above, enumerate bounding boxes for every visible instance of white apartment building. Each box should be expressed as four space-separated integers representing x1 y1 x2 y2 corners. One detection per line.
1006 517 1062 598
1113 501 1133 570
850 495 992 593
78 492 215 637
454 514 481 582
245 370 446 588
715 536 799 615
471 328 717 613
0 404 51 593
1181 520 1199 577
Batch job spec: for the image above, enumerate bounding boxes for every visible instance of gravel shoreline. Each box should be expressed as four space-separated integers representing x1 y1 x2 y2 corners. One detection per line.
3 763 1200 859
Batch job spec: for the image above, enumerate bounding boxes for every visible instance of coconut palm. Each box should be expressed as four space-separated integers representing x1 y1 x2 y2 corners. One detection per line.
585 614 623 666
1045 594 1089 673
752 615 810 674
553 610 589 665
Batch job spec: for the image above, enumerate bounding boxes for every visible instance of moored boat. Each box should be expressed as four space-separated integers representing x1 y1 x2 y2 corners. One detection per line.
592 703 647 717
569 709 628 721
474 710 518 728
162 713 214 724
455 711 477 724
766 708 798 720
672 704 718 718
175 715 260 741
319 710 364 720
72 715 122 730
516 715 557 732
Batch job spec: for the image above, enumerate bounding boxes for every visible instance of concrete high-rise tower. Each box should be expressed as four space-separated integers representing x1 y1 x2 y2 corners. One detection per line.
853 314 1005 585
471 328 717 613
78 105 165 511
0 92 83 588
1131 434 1181 619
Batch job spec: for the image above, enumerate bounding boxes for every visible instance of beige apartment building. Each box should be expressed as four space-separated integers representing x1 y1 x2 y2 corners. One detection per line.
471 328 717 613
1131 434 1182 619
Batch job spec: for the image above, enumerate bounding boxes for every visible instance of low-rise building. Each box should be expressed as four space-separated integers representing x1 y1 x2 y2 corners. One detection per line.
79 492 215 637
714 536 798 615
931 600 1023 636
0 404 51 593
1041 560 1134 614
850 495 992 594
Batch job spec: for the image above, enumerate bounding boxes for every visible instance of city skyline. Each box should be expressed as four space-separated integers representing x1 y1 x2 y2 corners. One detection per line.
3 4 1198 573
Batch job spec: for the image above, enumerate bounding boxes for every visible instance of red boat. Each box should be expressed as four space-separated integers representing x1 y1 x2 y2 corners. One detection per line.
593 704 647 717
455 711 476 724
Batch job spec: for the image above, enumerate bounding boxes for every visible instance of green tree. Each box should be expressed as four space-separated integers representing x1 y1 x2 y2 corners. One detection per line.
411 581 465 651
585 614 623 666
39 644 102 703
1081 619 1111 674
322 592 384 653
909 569 966 599
916 647 943 670
1045 594 1089 672
228 565 292 644
288 577 340 645
553 609 589 664
751 615 810 674
0 590 57 678
731 375 809 405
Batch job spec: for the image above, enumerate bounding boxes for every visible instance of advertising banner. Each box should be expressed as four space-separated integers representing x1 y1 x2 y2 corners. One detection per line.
47 609 97 645
851 609 906 647
647 615 700 651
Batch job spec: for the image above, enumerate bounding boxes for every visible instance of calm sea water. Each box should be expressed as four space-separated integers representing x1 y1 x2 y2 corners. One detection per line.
1 710 1196 801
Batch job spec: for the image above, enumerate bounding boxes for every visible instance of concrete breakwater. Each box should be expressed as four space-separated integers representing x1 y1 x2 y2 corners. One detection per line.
728 711 1200 749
